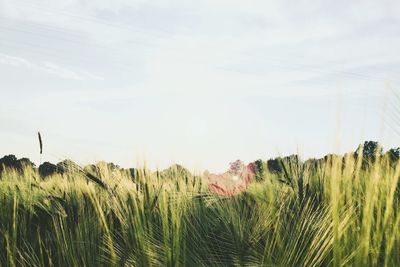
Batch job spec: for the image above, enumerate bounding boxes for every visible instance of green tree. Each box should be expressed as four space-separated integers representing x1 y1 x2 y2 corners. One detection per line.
254 159 265 182
38 162 58 177
355 141 383 161
386 147 400 163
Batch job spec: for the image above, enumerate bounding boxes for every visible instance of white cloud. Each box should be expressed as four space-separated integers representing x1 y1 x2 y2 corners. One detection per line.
0 0 19 18
0 53 103 80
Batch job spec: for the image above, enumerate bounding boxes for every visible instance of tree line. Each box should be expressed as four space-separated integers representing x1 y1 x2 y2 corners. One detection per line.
0 141 399 179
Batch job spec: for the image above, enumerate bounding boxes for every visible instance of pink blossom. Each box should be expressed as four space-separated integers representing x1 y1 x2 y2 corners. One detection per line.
208 160 255 196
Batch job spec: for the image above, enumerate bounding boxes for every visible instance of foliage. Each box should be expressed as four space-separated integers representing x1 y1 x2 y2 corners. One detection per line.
0 155 35 174
386 147 400 163
0 143 400 266
38 162 59 177
254 159 266 182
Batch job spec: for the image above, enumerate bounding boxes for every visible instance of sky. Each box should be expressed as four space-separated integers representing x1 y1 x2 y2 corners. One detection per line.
0 0 400 172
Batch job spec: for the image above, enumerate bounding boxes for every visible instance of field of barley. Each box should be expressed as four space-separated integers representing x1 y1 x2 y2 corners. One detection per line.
0 144 400 267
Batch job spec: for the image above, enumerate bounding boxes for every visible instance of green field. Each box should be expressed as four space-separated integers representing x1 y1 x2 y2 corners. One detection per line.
0 145 400 266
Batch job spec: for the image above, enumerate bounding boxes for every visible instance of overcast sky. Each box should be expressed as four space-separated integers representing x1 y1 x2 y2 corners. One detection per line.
1 0 399 172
